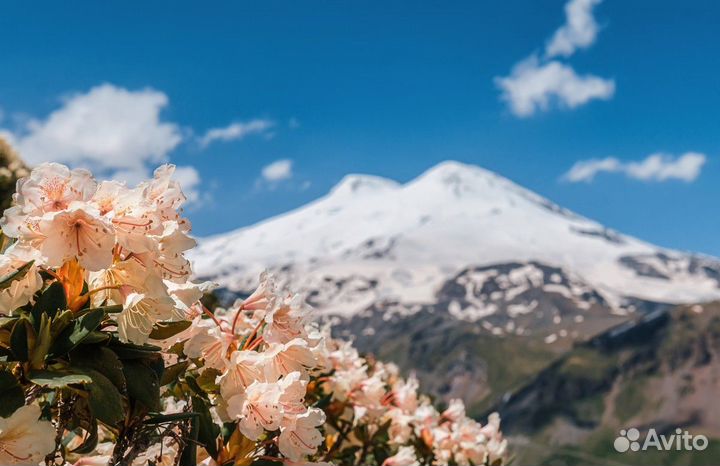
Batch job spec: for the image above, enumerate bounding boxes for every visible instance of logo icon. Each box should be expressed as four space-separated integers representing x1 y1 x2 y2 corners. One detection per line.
614 428 641 452
614 427 708 453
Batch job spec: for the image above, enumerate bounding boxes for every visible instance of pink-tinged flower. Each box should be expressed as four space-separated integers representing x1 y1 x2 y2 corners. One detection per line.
241 271 278 313
91 181 158 253
263 294 309 344
442 399 466 423
391 374 419 413
385 409 414 445
218 350 264 399
140 165 190 228
0 245 42 312
166 279 216 321
226 381 283 440
37 204 115 271
0 404 55 465
88 257 167 308
117 291 175 345
261 339 318 381
278 372 308 416
183 319 235 371
278 407 325 461
350 373 387 423
151 221 196 282
382 446 419 466
12 162 96 216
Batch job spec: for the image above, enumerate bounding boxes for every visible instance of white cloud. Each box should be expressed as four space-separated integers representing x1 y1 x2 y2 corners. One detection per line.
495 0 611 117
563 157 620 182
495 56 615 117
199 119 274 147
261 159 293 182
0 83 211 204
2 84 182 177
546 0 602 58
564 152 707 183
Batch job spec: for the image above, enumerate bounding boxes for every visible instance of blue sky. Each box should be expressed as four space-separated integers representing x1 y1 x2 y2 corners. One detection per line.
0 1 719 255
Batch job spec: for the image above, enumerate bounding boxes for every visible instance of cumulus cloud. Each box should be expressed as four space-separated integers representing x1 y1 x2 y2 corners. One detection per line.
261 159 293 182
496 56 614 117
495 0 611 117
199 119 274 147
564 152 707 183
0 83 209 203
546 0 602 58
1 84 182 178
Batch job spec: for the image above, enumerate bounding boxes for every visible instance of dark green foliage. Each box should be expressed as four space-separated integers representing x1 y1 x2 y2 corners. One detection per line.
0 371 24 417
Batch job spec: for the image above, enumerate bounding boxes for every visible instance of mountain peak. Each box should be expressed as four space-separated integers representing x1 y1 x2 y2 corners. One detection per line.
329 174 400 197
420 160 498 179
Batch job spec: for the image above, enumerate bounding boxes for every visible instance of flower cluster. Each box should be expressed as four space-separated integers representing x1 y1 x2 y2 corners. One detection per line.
322 333 508 466
181 272 330 463
0 162 197 344
0 162 506 466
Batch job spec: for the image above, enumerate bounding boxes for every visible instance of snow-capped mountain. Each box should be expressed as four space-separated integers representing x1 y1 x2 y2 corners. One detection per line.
192 160 720 318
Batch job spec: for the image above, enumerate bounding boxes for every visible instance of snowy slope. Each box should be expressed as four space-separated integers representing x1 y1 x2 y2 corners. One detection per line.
191 161 720 316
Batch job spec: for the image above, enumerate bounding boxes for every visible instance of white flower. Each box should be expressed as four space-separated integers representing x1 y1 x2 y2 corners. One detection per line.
0 245 42 312
382 446 419 466
263 294 309 344
117 291 175 344
88 258 167 308
278 408 325 461
37 204 115 271
183 319 235 370
91 180 158 253
166 280 216 320
0 404 55 465
218 350 264 400
261 338 318 381
10 162 96 217
241 271 278 314
442 399 466 423
226 381 283 440
278 372 308 416
391 375 419 413
140 164 190 229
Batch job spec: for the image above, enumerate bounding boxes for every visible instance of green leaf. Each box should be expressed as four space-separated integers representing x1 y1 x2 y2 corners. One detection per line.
0 316 18 329
179 412 198 466
143 412 198 425
71 346 126 394
75 368 125 426
30 313 52 369
0 260 33 291
28 369 92 388
75 304 122 318
50 310 74 339
123 360 161 411
192 395 220 458
196 367 221 393
49 308 106 357
160 360 189 386
149 320 192 340
0 371 24 417
10 318 32 361
71 417 99 454
81 331 109 344
108 338 161 359
31 281 67 325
